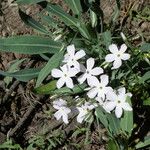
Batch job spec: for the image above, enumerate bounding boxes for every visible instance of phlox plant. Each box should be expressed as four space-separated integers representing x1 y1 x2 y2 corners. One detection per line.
0 0 149 149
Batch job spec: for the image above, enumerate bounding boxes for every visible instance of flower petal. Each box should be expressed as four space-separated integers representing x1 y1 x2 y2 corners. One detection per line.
78 73 87 84
91 67 103 75
104 87 113 94
75 50 86 60
77 114 85 123
62 114 69 124
87 58 94 70
118 87 126 95
112 59 122 69
109 44 118 54
87 88 98 98
68 67 78 77
54 111 62 120
67 44 75 56
120 44 127 53
57 78 65 89
104 101 116 111
60 65 68 74
106 91 117 101
65 77 74 89
122 103 132 111
97 91 105 100
105 54 116 62
73 61 80 71
51 69 63 78
87 76 99 87
95 97 104 105
121 53 130 60
115 106 123 118
53 99 67 107
100 75 109 86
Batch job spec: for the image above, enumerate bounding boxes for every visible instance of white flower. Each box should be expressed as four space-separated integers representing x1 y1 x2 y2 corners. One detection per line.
51 64 78 89
105 44 130 69
78 58 103 85
104 87 132 118
77 102 96 123
63 44 86 70
53 99 71 124
87 74 113 99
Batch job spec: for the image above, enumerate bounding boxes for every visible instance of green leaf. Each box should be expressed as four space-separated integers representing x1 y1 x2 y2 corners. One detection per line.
53 83 86 95
16 0 44 5
139 71 150 84
44 3 91 39
64 0 82 15
0 68 41 82
90 10 97 28
19 9 50 34
36 50 64 87
39 13 58 29
143 97 150 106
140 43 150 52
120 97 133 136
135 135 150 149
0 35 62 54
45 4 78 26
101 31 112 49
111 0 120 23
34 80 57 94
95 107 108 128
107 114 121 136
106 140 119 150
4 59 26 86
35 82 86 95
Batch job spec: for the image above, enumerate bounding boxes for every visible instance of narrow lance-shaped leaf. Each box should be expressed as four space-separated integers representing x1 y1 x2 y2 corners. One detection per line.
64 0 82 15
16 0 45 5
139 71 150 84
19 9 50 35
34 80 57 94
42 3 91 39
34 82 86 95
140 43 150 52
0 68 41 82
38 13 59 29
4 58 27 86
107 113 121 136
45 4 78 26
120 97 133 136
135 135 150 149
101 31 112 50
143 97 150 106
53 83 86 95
90 10 97 28
0 36 62 54
36 50 65 87
95 107 109 129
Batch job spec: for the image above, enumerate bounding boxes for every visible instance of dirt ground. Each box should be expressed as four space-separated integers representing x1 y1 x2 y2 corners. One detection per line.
0 0 150 149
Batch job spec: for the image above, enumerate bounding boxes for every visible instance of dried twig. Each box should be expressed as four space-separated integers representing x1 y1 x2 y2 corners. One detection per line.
9 95 44 137
1 80 19 105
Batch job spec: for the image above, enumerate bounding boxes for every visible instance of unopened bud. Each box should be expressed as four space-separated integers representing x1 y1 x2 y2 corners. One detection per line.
120 32 127 41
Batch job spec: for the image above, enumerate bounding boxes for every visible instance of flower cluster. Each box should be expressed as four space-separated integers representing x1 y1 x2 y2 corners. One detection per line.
51 44 132 124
